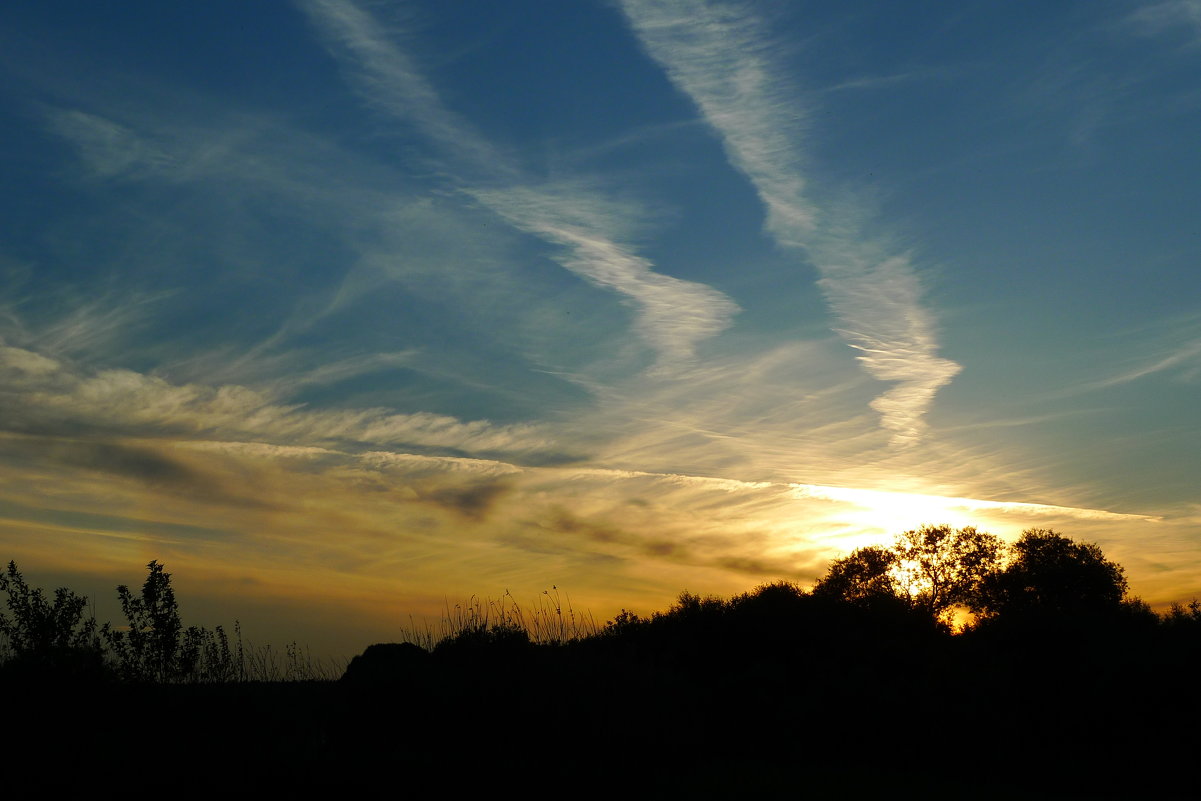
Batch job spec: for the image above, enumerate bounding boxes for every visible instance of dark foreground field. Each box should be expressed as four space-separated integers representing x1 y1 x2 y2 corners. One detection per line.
4 531 1199 797
6 595 1199 798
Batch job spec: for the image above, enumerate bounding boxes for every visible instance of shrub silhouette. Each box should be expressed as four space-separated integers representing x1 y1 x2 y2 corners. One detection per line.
103 560 208 682
603 608 646 636
433 620 531 657
0 560 105 680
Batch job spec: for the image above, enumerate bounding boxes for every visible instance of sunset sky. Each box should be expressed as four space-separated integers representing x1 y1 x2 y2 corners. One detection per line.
2 0 1199 659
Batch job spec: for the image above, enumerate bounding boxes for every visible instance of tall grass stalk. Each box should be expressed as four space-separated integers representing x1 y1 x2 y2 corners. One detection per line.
230 638 342 682
398 587 599 650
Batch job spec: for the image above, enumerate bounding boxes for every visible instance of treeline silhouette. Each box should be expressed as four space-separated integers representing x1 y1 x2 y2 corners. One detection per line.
2 527 1199 796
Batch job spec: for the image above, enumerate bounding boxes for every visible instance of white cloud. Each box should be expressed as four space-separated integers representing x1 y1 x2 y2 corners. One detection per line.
789 483 1159 524
297 0 738 370
1129 0 1201 39
618 0 962 444
44 109 175 179
1 346 556 456
0 344 60 376
295 0 502 173
274 351 421 393
472 185 739 370
173 441 339 460
360 451 524 476
1095 339 1201 389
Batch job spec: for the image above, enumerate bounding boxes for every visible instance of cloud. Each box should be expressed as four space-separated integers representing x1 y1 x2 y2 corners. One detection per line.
424 479 512 521
274 351 422 394
39 96 420 227
1 290 175 366
822 70 943 94
297 0 738 370
0 343 557 457
0 344 60 377
20 438 203 491
471 185 739 370
360 451 524 477
616 1 819 241
1128 1 1201 40
0 432 271 513
813 240 962 445
618 0 962 443
294 0 502 173
1092 338 1201 389
1050 322 1201 399
789 483 1159 524
541 507 810 579
175 441 340 460
43 109 175 179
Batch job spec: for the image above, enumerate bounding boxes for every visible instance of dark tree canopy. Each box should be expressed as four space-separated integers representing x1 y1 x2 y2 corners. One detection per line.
973 528 1128 621
812 545 898 606
812 525 1003 623
892 524 1004 618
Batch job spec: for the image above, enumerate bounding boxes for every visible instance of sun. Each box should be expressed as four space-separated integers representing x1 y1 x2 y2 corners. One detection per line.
790 483 981 540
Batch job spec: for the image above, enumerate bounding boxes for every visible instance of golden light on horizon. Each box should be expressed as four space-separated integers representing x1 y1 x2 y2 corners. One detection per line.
787 483 1157 554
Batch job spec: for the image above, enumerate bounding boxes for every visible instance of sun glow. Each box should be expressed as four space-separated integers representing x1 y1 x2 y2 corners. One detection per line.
787 483 1155 549
791 484 993 540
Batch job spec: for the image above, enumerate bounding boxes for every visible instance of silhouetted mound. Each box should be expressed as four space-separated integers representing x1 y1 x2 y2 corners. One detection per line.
341 642 430 685
3 535 1201 795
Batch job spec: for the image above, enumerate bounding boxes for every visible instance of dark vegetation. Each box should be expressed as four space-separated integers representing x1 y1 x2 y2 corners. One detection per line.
3 527 1200 796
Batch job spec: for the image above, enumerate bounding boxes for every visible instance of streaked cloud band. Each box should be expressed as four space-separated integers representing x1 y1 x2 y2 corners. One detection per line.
619 0 962 442
297 0 738 369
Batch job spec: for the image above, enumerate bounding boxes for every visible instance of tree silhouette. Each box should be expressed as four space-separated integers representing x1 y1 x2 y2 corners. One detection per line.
813 525 1003 623
972 528 1127 622
812 545 899 606
893 524 1004 620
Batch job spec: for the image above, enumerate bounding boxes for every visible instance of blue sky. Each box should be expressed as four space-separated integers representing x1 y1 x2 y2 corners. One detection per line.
2 0 1199 656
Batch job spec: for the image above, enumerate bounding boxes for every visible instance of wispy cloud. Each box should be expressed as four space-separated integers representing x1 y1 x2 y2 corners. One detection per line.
0 343 556 457
618 0 962 444
360 450 524 477
297 0 738 370
1051 328 1201 400
2 287 175 365
1128 0 1201 40
789 483 1159 524
822 70 942 94
295 0 502 173
472 185 739 370
44 109 175 179
1088 338 1201 390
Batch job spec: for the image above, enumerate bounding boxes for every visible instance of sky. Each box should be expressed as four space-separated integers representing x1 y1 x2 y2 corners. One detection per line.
2 0 1200 659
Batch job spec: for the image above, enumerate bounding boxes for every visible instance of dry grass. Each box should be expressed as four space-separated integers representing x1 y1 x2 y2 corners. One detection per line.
398 586 600 650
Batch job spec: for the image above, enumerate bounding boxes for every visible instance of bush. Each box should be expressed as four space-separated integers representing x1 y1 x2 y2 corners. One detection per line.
103 560 207 682
0 561 105 679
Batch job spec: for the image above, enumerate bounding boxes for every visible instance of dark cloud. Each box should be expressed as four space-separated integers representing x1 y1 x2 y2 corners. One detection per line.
0 434 269 509
500 451 588 468
0 498 234 542
422 479 511 520
49 439 199 488
547 508 689 559
548 510 624 543
545 508 821 581
714 555 809 581
642 540 684 558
